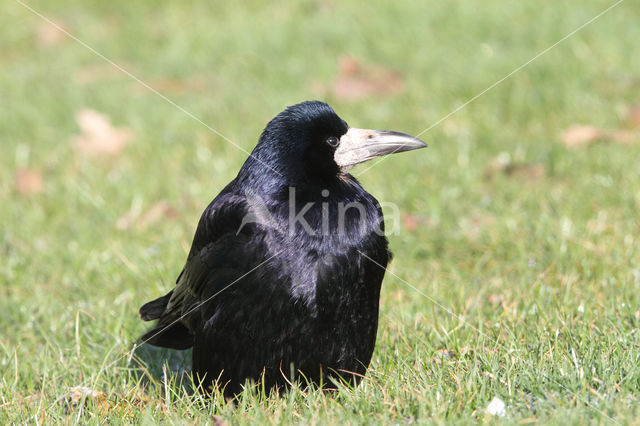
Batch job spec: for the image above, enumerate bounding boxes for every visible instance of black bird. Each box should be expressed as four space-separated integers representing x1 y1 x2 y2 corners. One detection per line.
139 101 426 396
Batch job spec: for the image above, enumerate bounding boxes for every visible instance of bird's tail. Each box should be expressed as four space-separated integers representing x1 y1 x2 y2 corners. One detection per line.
139 291 193 349
139 291 172 321
140 322 193 349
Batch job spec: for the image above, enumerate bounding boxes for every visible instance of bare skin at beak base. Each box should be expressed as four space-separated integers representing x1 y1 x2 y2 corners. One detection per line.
334 128 427 171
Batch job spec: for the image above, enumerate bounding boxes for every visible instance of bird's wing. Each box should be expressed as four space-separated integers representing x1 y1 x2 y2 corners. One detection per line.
140 190 268 349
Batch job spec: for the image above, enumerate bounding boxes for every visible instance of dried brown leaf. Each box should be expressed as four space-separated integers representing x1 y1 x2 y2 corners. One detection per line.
608 129 638 145
504 163 546 181
339 55 361 76
403 214 420 233
146 77 208 95
73 109 132 155
484 153 545 181
484 152 512 179
60 386 108 414
329 56 405 101
35 21 67 47
14 168 44 196
60 386 151 417
561 122 638 148
561 125 603 148
118 200 177 230
138 201 177 229
213 415 229 426
625 105 640 129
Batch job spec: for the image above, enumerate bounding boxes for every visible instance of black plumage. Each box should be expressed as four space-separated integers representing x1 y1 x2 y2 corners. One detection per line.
139 101 426 396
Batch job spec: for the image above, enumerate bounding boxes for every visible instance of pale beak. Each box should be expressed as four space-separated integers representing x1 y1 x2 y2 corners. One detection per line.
333 128 427 171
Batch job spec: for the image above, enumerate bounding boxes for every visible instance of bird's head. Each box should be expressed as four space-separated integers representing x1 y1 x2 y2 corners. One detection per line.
244 101 427 186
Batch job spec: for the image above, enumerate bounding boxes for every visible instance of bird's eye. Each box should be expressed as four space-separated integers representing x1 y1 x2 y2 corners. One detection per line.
326 136 340 147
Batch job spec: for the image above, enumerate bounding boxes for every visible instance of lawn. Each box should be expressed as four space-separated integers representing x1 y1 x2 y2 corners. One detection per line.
2 0 640 423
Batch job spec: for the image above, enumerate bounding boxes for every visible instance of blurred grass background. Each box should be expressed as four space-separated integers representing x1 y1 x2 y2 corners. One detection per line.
1 0 640 423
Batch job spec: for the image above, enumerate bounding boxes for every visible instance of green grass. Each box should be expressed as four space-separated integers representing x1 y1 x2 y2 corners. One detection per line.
2 0 640 423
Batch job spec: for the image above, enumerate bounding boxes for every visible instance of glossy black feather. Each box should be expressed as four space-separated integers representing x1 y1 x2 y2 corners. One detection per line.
140 101 390 396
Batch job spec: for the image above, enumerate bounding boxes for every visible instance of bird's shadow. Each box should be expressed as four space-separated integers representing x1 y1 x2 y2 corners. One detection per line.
127 342 194 393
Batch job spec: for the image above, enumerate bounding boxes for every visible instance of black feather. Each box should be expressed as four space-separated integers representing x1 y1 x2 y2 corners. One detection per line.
140 321 193 350
139 291 172 321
